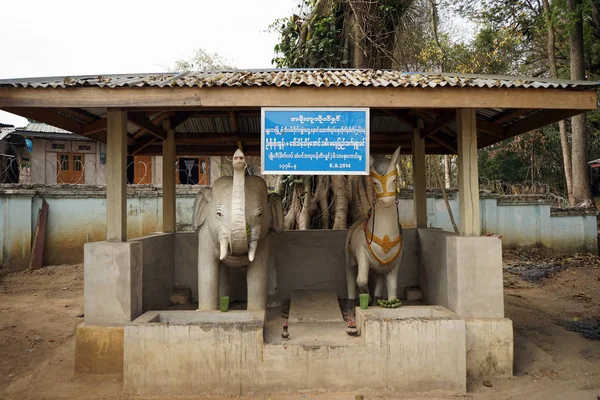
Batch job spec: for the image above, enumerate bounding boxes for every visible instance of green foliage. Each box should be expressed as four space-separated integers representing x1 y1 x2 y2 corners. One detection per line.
272 13 342 68
479 127 566 192
172 48 233 72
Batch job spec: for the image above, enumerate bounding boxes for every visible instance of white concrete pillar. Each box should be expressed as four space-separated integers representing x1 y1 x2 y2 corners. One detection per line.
162 120 176 233
456 108 481 236
412 119 427 228
106 110 127 242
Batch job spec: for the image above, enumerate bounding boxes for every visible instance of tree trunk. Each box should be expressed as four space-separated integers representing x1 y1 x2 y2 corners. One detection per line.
429 0 445 72
331 175 349 229
297 176 312 230
444 155 451 188
315 176 330 229
543 0 575 204
568 0 593 205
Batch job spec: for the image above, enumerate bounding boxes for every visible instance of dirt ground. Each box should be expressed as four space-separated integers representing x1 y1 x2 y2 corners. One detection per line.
1 249 600 400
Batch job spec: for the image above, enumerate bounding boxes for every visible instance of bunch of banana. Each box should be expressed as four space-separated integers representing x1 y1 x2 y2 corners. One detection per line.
377 298 402 308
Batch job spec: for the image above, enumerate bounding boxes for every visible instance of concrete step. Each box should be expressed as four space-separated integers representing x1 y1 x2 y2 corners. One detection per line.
288 290 344 324
170 287 192 305
406 287 423 301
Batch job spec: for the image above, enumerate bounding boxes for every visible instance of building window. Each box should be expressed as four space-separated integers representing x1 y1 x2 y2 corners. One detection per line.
57 153 84 184
177 157 209 185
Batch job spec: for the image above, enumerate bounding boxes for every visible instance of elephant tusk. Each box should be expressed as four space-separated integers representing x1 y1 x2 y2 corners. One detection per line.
219 238 228 261
248 241 258 262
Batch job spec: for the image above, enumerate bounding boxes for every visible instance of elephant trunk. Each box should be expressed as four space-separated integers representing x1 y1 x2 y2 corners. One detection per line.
229 149 248 256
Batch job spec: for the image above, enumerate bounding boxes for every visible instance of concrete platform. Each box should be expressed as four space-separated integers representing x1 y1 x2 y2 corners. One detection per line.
288 290 343 323
122 305 495 395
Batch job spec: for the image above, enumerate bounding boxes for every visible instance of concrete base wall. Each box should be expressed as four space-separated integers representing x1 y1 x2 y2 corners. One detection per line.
466 319 514 380
84 241 143 326
418 229 504 318
74 324 124 374
173 229 419 302
132 233 175 312
124 311 265 395
123 307 468 395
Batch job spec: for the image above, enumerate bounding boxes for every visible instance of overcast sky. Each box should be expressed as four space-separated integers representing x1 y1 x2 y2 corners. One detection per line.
0 0 297 127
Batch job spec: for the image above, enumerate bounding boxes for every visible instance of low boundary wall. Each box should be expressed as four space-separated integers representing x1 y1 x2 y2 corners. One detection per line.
0 185 596 270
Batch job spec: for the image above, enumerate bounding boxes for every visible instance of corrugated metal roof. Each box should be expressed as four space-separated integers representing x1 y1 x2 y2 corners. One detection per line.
15 122 92 141
21 122 70 133
0 70 597 90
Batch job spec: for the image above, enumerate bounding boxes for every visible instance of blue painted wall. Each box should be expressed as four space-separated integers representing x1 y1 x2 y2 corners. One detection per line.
0 188 597 271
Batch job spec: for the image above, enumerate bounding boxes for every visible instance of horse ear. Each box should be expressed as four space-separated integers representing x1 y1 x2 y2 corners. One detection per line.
388 146 401 173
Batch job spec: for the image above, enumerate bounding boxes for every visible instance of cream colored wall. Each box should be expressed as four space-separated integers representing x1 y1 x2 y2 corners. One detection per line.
45 152 57 184
84 152 98 184
30 139 46 184
153 156 163 185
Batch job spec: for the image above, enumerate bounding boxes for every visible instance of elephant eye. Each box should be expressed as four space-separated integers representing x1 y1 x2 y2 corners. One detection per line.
217 211 223 217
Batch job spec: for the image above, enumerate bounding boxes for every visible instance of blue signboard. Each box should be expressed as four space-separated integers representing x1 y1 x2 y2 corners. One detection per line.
261 108 370 175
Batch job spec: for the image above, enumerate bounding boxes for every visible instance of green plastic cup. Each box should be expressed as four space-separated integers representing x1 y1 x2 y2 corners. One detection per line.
359 293 369 310
219 296 230 312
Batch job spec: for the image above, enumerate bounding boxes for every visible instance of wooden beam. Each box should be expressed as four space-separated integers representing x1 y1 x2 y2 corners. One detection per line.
128 112 167 140
132 112 171 139
420 111 455 138
428 135 457 153
162 120 176 233
83 117 107 135
106 110 127 242
0 86 596 110
131 135 158 155
490 108 532 125
456 108 480 236
412 119 427 228
503 109 582 139
3 107 85 134
57 108 98 123
476 119 504 137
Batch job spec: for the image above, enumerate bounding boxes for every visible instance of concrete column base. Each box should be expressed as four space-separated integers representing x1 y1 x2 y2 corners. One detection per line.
75 323 124 375
466 318 513 380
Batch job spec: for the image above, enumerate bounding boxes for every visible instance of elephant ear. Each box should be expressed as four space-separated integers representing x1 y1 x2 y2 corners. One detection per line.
192 187 212 231
268 192 284 233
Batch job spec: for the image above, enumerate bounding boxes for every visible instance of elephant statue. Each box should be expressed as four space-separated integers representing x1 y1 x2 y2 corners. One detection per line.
345 146 404 303
192 149 283 310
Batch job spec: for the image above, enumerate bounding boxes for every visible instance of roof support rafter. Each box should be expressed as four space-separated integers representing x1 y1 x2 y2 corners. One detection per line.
420 111 455 138
128 112 167 140
476 119 504 137
503 109 583 140
57 108 98 123
428 135 457 153
490 108 532 125
3 107 85 134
